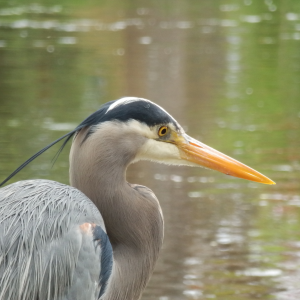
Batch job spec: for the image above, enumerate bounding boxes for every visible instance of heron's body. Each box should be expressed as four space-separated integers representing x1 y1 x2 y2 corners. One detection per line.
0 97 274 300
0 180 112 300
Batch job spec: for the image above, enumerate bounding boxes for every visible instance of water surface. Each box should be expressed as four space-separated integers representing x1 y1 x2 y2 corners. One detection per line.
1 1 300 299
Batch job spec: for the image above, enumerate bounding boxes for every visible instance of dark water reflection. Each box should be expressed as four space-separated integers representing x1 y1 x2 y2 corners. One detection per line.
1 1 300 299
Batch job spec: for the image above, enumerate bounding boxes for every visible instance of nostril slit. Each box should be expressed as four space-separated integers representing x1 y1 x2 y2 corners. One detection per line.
190 142 203 148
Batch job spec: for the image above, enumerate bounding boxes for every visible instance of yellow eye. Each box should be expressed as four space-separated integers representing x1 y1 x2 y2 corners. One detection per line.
158 126 168 137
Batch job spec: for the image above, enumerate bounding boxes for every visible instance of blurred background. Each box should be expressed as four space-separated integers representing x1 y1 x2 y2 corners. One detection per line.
0 0 300 299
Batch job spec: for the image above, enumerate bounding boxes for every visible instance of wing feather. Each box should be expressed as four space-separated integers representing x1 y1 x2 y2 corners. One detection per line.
0 180 112 300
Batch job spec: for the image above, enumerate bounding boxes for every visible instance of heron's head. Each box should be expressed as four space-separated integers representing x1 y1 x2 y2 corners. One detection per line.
75 97 274 185
0 97 275 187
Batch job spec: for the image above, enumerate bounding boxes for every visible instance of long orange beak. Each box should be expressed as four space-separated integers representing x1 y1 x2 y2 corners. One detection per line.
176 134 275 184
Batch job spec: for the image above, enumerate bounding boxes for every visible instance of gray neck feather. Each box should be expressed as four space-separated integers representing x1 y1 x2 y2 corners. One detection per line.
69 122 164 300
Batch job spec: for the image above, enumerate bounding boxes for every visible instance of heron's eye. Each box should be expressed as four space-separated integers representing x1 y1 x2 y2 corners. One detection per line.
158 126 168 137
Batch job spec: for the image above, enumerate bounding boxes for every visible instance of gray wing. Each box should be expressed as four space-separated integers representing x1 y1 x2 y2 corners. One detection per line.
0 180 113 300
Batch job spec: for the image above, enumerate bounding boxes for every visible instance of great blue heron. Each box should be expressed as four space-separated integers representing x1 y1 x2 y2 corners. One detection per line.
0 97 274 300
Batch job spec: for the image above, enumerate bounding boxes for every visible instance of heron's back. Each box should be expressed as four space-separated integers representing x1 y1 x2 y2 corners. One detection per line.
0 180 112 300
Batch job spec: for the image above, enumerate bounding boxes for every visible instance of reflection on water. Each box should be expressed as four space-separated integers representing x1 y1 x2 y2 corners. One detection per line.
1 1 300 299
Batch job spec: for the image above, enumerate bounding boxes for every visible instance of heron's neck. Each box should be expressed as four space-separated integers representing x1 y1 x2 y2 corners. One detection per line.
69 126 164 300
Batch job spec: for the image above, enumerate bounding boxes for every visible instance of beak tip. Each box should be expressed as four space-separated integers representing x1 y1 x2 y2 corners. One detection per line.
258 176 276 185
266 180 276 185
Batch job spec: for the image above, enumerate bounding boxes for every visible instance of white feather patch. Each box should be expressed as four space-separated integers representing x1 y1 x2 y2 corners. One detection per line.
133 139 198 167
105 97 142 114
137 139 180 161
125 119 157 139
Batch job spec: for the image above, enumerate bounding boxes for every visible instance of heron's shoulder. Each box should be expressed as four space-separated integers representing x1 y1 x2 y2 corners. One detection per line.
1 179 90 203
0 179 104 229
1 178 77 193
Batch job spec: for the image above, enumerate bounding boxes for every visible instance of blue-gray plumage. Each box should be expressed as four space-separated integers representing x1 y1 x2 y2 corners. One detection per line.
0 97 274 300
0 180 112 300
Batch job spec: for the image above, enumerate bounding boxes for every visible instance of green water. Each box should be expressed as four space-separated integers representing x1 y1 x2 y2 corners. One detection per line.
1 0 300 299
